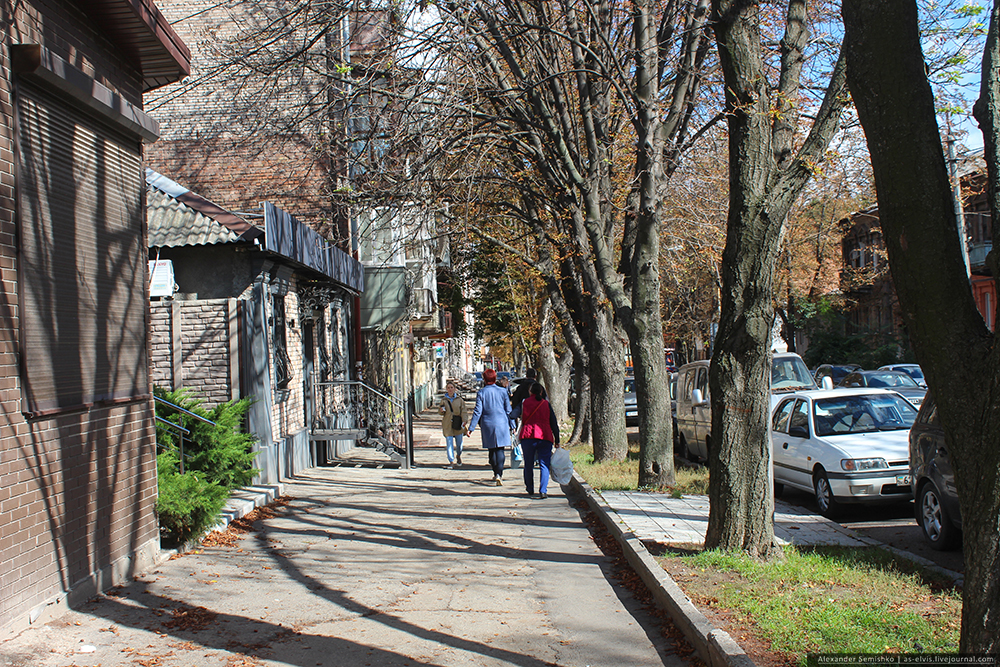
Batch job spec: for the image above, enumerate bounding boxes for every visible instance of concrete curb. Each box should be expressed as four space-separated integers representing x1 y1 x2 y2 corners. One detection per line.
569 473 756 667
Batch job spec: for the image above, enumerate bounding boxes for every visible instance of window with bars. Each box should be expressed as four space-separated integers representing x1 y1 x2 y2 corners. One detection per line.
272 294 292 390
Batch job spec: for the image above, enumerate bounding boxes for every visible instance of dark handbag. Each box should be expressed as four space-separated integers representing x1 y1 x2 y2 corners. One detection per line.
448 399 463 430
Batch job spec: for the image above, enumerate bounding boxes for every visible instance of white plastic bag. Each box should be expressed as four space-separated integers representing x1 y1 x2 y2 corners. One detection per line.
550 447 574 485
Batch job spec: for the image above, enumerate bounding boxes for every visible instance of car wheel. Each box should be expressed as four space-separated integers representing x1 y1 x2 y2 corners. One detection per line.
918 483 961 551
813 469 841 519
678 433 690 461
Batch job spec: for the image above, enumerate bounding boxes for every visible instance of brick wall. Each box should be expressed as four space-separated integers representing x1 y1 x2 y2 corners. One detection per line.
143 0 334 232
0 0 161 635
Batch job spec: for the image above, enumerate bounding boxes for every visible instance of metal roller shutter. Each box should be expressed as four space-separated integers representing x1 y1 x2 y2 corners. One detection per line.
17 82 149 417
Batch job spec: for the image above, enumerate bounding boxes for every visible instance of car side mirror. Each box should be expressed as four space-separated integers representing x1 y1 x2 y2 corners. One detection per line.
789 425 808 438
691 389 705 405
821 376 834 390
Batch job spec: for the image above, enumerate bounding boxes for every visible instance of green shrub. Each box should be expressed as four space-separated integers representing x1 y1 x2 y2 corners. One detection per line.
154 387 260 544
156 449 230 545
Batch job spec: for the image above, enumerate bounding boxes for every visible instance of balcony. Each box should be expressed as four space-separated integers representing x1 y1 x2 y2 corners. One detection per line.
968 242 993 272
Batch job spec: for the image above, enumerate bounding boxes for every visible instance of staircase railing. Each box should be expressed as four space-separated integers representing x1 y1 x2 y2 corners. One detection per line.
154 395 218 474
311 378 411 467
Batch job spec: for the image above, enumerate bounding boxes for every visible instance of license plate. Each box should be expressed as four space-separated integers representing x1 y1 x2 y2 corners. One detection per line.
896 474 912 486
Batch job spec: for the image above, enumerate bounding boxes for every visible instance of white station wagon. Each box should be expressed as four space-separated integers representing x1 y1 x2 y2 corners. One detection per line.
770 388 917 518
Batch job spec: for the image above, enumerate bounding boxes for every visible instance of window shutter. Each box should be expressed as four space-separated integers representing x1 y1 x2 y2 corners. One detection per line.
17 83 149 416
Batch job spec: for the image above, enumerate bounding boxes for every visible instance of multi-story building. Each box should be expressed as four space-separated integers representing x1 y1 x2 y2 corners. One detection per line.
840 168 996 347
0 0 189 635
142 2 452 450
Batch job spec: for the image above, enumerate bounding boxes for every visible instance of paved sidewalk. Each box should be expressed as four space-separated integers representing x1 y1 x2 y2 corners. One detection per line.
0 409 688 667
601 492 868 548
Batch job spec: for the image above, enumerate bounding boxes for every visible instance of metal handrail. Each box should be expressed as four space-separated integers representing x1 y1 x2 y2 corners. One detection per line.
154 396 218 425
310 377 412 468
156 415 189 435
312 379 405 408
154 396 218 475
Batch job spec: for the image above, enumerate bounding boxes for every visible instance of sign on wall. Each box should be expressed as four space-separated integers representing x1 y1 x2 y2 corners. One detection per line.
149 260 175 297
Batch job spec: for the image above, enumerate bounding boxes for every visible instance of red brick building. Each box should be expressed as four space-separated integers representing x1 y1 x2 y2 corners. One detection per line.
840 170 996 346
0 0 189 636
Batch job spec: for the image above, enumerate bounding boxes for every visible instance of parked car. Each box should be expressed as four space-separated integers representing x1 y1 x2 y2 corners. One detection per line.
838 370 926 407
771 352 820 396
813 364 862 387
771 388 917 518
879 363 926 387
676 360 710 461
624 376 638 426
677 352 816 463
909 394 962 550
623 373 678 439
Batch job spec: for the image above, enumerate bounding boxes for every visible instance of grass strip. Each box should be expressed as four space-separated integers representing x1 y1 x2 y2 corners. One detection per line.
565 440 961 662
677 547 961 662
565 440 709 494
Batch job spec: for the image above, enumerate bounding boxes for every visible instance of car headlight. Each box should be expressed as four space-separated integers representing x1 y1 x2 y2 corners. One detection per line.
841 458 888 471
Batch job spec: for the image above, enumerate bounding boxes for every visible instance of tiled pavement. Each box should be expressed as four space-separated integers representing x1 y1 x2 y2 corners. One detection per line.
600 491 869 547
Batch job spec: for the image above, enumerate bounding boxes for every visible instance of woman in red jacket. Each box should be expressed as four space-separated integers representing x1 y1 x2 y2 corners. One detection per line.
511 382 560 498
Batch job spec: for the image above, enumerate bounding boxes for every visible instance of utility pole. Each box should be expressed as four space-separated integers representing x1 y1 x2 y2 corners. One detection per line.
945 116 972 280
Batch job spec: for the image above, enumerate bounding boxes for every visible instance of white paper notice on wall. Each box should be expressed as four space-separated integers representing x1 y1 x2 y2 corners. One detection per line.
149 260 175 297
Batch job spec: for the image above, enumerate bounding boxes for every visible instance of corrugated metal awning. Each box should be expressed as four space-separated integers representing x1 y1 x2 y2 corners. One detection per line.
147 168 263 248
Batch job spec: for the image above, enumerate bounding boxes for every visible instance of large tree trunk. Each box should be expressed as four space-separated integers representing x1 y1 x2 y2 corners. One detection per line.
705 0 782 558
705 0 847 556
589 302 628 462
537 298 572 422
630 0 674 487
843 0 1000 651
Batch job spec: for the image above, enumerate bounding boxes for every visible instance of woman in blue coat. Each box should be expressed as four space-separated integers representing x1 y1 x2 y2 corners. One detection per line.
466 368 512 485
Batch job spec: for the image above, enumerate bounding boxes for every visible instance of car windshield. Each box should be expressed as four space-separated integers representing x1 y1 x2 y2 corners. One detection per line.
771 357 817 392
624 378 636 394
813 394 918 435
866 372 919 388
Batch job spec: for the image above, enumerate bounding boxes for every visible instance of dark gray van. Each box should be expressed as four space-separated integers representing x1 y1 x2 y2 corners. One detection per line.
676 352 817 463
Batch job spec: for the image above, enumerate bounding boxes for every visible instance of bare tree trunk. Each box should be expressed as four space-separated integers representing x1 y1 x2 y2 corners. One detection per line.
589 301 628 462
630 0 674 486
568 366 591 446
706 0 848 556
843 0 1000 651
537 298 572 422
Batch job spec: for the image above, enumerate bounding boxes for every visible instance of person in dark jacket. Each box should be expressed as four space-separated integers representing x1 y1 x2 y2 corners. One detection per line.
510 368 544 468
510 368 539 409
510 382 559 498
467 368 513 485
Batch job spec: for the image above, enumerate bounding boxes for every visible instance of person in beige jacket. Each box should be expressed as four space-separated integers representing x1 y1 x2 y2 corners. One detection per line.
441 381 466 467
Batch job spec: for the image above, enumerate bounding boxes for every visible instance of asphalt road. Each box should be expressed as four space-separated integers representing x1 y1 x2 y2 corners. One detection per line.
776 486 965 577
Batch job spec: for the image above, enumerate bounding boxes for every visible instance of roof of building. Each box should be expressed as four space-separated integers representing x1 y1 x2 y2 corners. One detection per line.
78 0 191 91
147 169 264 248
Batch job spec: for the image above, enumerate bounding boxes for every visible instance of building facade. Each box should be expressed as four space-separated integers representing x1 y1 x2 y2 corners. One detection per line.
0 0 189 635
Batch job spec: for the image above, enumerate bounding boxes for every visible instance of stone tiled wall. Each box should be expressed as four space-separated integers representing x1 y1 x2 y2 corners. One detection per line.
149 299 237 407
0 0 160 636
149 305 173 389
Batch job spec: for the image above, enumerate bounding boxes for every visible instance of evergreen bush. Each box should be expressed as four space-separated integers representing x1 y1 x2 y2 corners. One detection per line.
155 450 229 544
154 387 260 544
